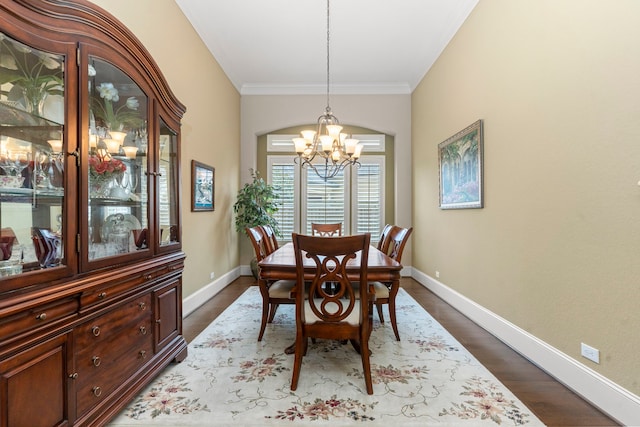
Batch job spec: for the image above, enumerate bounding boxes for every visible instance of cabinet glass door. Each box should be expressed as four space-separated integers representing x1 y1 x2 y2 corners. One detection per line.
0 32 65 277
87 57 148 260
158 120 179 248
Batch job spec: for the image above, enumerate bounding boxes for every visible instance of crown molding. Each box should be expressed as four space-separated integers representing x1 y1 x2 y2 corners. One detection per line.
240 82 412 96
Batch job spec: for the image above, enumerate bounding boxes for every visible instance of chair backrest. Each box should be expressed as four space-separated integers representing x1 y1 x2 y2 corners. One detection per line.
246 226 268 262
383 226 413 263
377 224 392 250
259 224 279 254
311 222 342 237
292 233 370 326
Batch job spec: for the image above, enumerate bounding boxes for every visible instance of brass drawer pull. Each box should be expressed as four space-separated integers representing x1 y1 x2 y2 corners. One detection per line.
139 350 146 359
69 372 78 379
92 356 101 367
98 292 107 299
139 326 147 335
144 274 153 280
155 319 161 324
35 313 47 321
139 302 146 310
170 265 180 271
91 326 101 337
92 386 102 397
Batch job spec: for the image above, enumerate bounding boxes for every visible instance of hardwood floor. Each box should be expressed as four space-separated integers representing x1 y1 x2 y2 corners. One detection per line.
183 276 619 426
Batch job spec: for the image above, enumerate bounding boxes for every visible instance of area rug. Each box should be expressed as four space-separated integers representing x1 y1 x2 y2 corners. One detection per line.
108 286 544 426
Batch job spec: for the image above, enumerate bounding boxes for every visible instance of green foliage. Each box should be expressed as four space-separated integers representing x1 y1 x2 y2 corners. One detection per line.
233 169 280 236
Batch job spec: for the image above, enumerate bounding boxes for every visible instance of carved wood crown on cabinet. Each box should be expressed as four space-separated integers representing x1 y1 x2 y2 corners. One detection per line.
0 1 187 426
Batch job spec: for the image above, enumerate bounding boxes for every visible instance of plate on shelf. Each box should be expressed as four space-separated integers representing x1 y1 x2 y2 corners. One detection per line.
100 213 142 242
0 176 25 188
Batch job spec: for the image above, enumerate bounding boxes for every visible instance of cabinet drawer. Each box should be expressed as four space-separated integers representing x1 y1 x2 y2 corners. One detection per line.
76 335 153 417
0 298 78 341
151 261 184 278
75 315 152 388
75 294 151 348
81 276 148 308
80 262 183 308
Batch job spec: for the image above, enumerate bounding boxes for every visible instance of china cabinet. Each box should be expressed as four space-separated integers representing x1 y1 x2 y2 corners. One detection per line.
0 0 187 425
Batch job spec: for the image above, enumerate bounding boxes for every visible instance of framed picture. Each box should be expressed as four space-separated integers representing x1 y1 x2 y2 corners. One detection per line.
438 119 484 209
191 160 214 211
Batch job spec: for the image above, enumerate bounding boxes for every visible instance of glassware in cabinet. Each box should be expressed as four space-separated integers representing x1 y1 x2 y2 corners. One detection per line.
0 31 65 277
157 120 179 249
87 57 149 261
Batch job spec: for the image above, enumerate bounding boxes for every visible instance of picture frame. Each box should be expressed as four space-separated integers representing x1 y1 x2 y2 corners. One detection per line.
438 119 484 209
191 160 214 212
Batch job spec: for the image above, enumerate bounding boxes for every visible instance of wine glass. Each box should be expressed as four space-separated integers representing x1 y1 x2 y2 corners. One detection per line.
122 169 138 193
0 153 15 176
34 151 50 189
11 151 31 177
48 153 64 189
136 125 148 154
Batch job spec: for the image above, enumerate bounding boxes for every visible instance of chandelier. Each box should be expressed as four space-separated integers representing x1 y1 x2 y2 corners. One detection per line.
294 0 362 181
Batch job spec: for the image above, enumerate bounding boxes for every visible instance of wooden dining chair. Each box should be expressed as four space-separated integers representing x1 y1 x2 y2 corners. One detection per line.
371 225 413 341
311 222 342 237
246 226 295 341
377 224 392 250
290 232 375 394
259 224 279 254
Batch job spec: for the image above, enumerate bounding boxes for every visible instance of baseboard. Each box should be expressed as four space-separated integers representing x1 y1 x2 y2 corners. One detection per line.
239 264 253 277
182 267 241 317
412 268 640 426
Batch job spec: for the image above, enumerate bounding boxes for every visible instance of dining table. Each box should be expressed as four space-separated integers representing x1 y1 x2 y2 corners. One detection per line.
258 241 403 353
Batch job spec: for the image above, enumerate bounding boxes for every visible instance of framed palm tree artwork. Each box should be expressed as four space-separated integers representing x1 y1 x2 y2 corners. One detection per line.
438 120 484 209
192 160 215 211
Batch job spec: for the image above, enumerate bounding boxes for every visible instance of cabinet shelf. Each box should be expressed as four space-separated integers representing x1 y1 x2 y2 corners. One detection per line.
0 101 63 147
89 197 140 206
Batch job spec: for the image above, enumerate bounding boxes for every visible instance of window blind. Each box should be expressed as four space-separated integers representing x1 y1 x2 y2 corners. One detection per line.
354 161 383 235
269 161 296 240
304 168 346 234
267 153 385 239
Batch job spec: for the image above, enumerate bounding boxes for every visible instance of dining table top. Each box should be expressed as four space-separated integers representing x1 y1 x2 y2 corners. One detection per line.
258 242 402 282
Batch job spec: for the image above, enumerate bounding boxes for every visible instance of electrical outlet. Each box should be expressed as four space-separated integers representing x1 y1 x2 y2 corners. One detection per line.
435 271 440 278
581 343 600 364
210 272 215 280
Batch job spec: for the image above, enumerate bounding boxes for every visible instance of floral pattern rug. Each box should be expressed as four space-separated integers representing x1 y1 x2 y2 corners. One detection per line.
108 287 544 426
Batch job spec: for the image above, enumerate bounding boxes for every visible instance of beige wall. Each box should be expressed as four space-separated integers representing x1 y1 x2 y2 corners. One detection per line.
241 94 412 267
88 0 241 299
412 0 640 395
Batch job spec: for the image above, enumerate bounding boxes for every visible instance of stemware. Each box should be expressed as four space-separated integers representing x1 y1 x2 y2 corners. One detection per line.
11 151 31 177
34 151 51 188
48 152 64 188
119 168 138 192
0 155 14 176
136 125 148 153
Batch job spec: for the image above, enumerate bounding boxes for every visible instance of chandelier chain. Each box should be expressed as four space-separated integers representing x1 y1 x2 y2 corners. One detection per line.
293 0 362 181
326 0 331 111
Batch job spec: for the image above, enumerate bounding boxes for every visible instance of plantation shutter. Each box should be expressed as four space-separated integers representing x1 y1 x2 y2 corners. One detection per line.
267 157 298 241
266 135 386 238
303 167 348 235
353 158 384 235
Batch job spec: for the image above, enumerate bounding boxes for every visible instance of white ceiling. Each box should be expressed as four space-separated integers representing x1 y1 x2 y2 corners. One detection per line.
175 0 478 95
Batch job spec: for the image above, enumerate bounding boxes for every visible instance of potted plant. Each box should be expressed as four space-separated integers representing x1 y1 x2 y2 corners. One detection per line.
233 169 280 277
